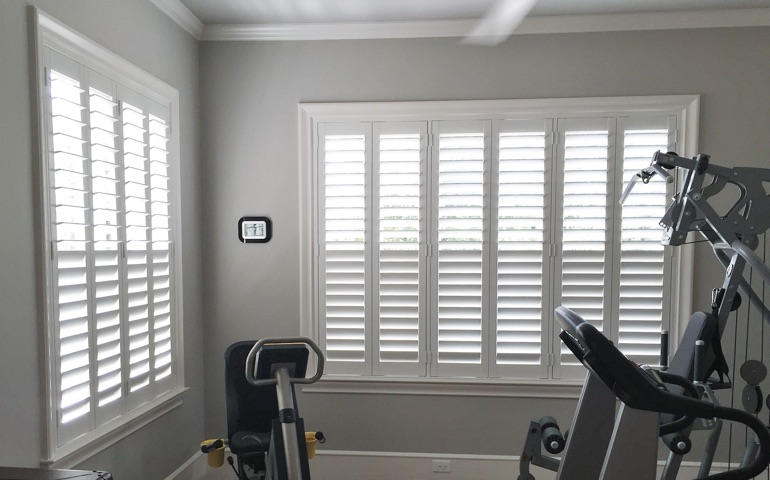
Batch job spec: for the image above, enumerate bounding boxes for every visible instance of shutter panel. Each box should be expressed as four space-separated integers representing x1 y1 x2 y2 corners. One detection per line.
87 71 125 426
41 33 181 452
148 108 174 386
319 124 370 374
617 118 673 366
556 119 612 375
121 93 153 406
492 120 551 379
373 123 427 376
47 58 93 445
432 121 489 377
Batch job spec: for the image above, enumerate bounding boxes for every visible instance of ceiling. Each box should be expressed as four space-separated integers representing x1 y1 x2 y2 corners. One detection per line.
154 0 770 40
178 0 770 25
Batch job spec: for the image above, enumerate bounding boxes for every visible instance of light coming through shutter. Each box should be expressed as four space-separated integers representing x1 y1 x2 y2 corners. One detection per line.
321 131 368 370
376 129 423 371
88 81 123 417
149 112 173 383
50 68 93 432
494 123 548 374
558 123 610 369
618 126 670 366
41 29 181 454
434 122 487 375
122 99 154 403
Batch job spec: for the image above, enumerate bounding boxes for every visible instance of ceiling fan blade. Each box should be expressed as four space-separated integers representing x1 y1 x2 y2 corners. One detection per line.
462 0 538 45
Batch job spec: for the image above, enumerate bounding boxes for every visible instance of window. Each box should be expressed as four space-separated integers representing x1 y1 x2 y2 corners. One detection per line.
300 98 697 387
34 10 184 465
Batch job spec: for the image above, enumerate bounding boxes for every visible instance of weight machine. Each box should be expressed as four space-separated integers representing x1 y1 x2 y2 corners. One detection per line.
518 152 770 480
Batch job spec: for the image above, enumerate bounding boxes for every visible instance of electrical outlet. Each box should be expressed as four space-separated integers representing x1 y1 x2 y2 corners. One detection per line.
432 459 451 473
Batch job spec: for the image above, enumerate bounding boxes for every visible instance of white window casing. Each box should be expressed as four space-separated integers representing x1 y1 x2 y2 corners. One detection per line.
299 97 698 396
33 8 185 467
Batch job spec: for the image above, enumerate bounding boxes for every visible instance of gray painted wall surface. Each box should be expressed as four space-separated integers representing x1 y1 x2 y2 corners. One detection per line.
199 28 770 459
0 1 203 478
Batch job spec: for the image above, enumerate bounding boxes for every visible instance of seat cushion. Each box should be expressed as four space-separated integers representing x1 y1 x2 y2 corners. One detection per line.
230 430 270 455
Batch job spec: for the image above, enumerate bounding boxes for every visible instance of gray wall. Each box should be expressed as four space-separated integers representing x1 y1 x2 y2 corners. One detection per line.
199 28 770 459
0 1 203 478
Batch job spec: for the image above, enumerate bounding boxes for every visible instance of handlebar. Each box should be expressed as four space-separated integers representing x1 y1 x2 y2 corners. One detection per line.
244 336 325 387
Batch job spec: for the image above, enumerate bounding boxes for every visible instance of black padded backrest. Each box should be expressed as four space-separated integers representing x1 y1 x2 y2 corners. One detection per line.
667 311 719 383
224 341 279 441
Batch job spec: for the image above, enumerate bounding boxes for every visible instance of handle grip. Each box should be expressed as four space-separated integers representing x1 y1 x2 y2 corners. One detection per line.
245 336 325 387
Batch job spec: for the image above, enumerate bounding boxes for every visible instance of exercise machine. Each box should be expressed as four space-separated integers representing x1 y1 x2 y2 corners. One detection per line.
519 151 770 479
556 305 770 480
244 337 325 480
210 338 325 480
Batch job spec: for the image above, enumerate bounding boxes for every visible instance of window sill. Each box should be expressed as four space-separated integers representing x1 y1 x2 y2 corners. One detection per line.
302 376 584 399
43 387 188 469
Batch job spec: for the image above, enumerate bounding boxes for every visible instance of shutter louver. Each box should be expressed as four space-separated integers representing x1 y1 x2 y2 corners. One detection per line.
49 68 93 431
560 129 609 324
495 128 547 369
122 100 152 398
559 128 609 367
88 85 124 413
149 113 173 382
436 128 485 370
377 132 422 367
618 127 669 366
322 134 368 366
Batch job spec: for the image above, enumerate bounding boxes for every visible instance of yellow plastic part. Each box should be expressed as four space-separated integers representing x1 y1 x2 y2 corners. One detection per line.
201 439 226 467
305 432 319 459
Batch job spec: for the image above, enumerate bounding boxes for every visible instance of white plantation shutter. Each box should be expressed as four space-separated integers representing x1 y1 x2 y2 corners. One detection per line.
615 117 675 366
373 123 427 376
88 71 124 426
148 110 174 386
47 54 93 443
318 124 370 374
556 118 613 376
308 100 688 383
431 121 489 377
492 120 551 379
121 94 155 407
41 43 179 449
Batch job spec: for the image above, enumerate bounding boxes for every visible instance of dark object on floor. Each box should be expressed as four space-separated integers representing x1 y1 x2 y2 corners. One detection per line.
0 467 112 479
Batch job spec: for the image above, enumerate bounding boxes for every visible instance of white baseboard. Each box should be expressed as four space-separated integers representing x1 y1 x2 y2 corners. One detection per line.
308 450 730 480
172 449 731 480
166 450 207 480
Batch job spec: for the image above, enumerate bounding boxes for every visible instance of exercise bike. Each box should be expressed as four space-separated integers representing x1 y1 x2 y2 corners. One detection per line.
205 337 326 480
244 337 325 480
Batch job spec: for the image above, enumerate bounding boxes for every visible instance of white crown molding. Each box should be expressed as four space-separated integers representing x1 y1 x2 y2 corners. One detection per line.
148 0 770 42
199 8 770 42
149 0 204 39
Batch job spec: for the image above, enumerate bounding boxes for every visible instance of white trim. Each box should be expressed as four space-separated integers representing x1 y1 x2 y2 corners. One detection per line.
299 95 701 123
165 450 206 480
43 388 188 468
302 377 582 398
36 9 179 104
149 0 204 39
199 8 770 42
167 449 734 480
299 95 699 387
305 450 731 480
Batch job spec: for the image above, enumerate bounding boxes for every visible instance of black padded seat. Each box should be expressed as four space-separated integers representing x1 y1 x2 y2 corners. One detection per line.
225 341 279 460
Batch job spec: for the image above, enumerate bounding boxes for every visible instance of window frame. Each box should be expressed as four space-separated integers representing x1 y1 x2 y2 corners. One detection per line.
32 8 186 467
298 96 698 397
